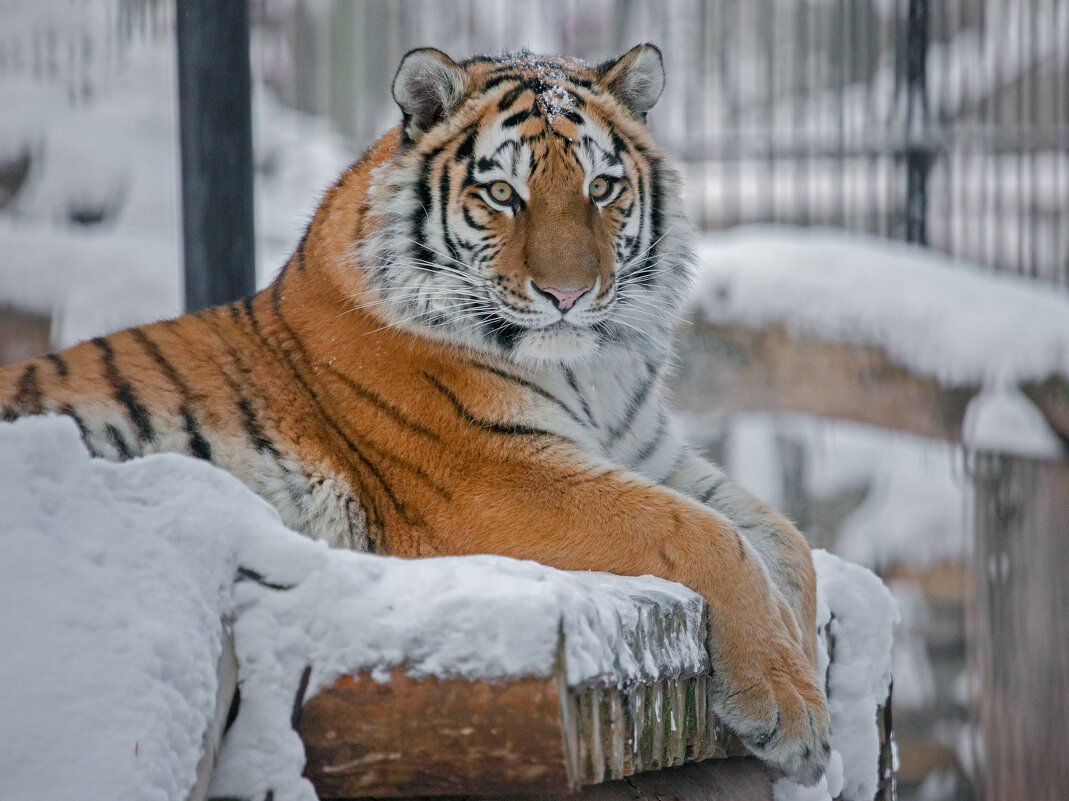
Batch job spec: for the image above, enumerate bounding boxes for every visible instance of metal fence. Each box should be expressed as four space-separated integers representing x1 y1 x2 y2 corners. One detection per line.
4 0 1067 283
258 0 1069 285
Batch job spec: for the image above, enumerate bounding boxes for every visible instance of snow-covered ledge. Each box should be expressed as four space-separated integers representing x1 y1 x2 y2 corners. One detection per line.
0 416 896 801
676 228 1069 444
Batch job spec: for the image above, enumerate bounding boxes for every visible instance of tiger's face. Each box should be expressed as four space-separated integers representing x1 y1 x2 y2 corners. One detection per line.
356 45 693 365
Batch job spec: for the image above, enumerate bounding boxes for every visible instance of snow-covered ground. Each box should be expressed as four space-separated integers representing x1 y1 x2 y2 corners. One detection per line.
1 415 897 801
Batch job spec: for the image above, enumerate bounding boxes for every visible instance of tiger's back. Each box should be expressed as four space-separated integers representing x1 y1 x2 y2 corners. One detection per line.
0 45 833 785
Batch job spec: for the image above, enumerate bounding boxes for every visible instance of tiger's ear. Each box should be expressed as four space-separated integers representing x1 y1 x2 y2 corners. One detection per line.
595 43 665 119
392 48 472 145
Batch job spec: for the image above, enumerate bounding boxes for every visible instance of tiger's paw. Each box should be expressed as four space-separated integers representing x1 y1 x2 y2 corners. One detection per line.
710 636 831 785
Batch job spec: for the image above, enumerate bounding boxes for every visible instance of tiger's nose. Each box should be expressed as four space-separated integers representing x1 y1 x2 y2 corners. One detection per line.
532 282 592 311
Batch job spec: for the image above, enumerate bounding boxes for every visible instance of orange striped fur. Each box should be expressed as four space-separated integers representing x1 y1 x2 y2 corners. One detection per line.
0 46 829 784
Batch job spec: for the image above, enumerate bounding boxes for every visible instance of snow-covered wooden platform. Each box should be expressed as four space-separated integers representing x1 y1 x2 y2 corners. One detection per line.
1 415 897 801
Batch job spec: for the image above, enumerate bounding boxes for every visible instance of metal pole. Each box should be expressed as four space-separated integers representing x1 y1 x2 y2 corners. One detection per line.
904 0 930 245
176 0 255 312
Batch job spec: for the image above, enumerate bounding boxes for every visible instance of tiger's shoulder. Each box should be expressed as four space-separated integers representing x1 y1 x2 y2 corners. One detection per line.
1 44 692 549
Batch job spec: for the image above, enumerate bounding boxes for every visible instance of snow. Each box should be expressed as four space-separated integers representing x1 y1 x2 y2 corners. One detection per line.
681 411 971 570
693 226 1069 387
0 415 249 801
777 550 899 801
0 415 702 800
962 384 1066 460
1 415 897 801
0 23 354 346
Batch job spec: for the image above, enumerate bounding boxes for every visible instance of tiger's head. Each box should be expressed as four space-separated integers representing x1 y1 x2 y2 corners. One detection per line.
354 45 693 365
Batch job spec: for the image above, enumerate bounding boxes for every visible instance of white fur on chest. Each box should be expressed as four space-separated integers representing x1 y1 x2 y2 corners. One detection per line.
521 343 684 482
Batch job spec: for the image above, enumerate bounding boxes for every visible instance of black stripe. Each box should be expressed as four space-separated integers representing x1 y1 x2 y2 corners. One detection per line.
455 125 479 161
497 83 526 110
606 362 657 440
467 359 587 429
326 367 442 443
105 423 133 459
13 363 44 415
92 336 155 446
412 149 444 269
58 404 91 443
461 204 488 232
699 478 724 506
490 319 526 352
267 284 450 501
557 108 584 125
294 228 309 271
129 329 212 461
632 413 668 465
483 74 520 91
46 352 70 379
439 159 464 265
562 367 596 427
647 157 664 270
422 371 557 439
502 106 538 128
256 283 412 524
198 311 284 462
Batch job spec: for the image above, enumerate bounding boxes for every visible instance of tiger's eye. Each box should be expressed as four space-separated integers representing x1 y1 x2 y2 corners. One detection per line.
589 176 612 200
489 181 514 204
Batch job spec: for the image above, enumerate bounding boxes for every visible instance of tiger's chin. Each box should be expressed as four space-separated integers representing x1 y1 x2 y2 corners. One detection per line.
510 323 599 366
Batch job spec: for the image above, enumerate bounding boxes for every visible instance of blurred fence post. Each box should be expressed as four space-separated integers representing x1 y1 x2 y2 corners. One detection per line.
903 0 930 245
968 450 1069 801
176 0 256 312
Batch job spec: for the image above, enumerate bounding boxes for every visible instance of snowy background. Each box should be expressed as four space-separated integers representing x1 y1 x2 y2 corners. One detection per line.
1 2 1068 801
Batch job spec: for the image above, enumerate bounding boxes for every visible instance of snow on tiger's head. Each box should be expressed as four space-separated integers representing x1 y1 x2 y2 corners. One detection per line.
355 45 694 366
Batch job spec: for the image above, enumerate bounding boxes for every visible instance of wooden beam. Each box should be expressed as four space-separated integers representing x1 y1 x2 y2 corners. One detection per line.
968 453 1069 799
671 319 1069 444
299 668 748 798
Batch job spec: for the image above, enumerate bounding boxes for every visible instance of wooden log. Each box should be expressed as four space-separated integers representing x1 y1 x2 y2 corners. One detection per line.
671 319 1069 443
968 452 1069 801
299 667 750 798
296 611 895 800
300 667 575 797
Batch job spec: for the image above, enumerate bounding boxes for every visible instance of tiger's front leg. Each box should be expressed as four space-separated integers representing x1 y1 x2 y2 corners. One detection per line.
661 446 819 665
413 441 831 785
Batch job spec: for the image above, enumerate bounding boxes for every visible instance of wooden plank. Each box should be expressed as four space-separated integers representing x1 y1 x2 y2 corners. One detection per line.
299 667 751 799
671 319 1069 443
300 668 574 798
502 757 776 801
968 453 1069 801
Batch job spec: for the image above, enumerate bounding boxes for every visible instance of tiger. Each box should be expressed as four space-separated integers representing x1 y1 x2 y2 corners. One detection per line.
0 45 829 783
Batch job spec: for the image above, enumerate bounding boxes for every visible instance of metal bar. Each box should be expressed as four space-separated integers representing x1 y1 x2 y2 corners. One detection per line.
176 0 256 313
904 0 930 244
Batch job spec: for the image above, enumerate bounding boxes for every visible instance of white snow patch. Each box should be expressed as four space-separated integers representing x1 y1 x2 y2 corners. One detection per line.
1 416 898 801
818 550 898 801
693 226 1069 386
962 384 1066 460
0 415 257 801
777 550 898 801
0 415 706 801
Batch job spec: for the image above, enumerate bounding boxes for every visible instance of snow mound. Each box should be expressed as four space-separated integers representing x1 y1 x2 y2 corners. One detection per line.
0 416 896 800
694 226 1069 386
0 416 703 800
